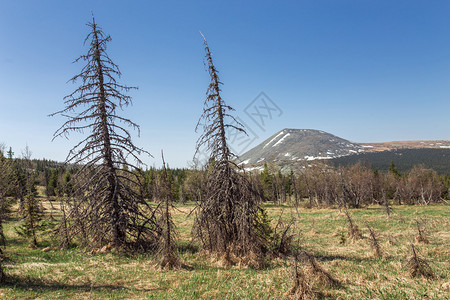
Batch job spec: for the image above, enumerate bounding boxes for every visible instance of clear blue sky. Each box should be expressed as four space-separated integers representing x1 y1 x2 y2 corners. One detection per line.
1 0 449 168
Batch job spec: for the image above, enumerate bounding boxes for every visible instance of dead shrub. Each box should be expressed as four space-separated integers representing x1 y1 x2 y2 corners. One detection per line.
406 244 434 279
415 219 429 244
287 256 314 300
344 210 362 241
366 225 383 258
156 152 182 270
300 251 340 288
271 212 295 257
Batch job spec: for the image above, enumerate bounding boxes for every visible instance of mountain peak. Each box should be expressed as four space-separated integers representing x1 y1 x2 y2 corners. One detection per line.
237 128 363 166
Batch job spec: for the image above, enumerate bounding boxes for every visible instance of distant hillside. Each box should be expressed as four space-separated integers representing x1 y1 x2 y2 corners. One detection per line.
361 141 450 152
330 148 450 174
237 128 450 174
237 129 363 167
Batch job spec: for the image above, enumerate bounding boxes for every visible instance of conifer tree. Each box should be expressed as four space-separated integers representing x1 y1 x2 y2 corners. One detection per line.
6 147 13 160
16 173 43 248
9 158 27 214
194 34 270 266
388 161 401 178
0 150 13 247
46 169 58 197
51 16 159 250
0 146 14 281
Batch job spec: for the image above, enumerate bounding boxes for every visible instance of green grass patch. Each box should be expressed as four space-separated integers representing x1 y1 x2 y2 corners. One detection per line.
1 198 449 299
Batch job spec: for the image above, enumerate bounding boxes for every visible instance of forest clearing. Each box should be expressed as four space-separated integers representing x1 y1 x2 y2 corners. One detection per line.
1 194 449 299
2 6 450 299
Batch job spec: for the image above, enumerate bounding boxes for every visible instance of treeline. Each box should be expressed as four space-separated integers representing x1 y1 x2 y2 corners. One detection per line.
330 148 450 175
255 162 449 208
0 154 74 199
152 161 449 207
0 150 192 202
2 152 448 209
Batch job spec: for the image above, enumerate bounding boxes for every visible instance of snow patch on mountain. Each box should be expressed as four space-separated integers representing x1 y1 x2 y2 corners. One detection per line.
304 155 333 161
238 159 250 165
263 131 285 149
273 133 290 147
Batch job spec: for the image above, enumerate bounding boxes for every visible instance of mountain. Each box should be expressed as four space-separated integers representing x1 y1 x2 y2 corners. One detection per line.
237 128 450 173
237 128 363 168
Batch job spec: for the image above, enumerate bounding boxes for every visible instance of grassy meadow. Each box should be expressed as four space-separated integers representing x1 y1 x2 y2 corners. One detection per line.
1 189 449 299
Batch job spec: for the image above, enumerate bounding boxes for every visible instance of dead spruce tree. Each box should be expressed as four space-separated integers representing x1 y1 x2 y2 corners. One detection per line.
344 210 362 241
415 219 429 244
366 224 382 258
287 250 339 299
51 17 159 251
406 244 434 278
156 152 181 269
287 255 314 299
194 34 270 266
300 250 340 288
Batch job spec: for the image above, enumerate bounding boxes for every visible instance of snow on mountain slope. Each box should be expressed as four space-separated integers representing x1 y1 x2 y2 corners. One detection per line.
237 128 363 166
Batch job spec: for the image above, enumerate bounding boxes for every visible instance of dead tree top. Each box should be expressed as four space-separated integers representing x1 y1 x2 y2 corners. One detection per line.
195 33 246 165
